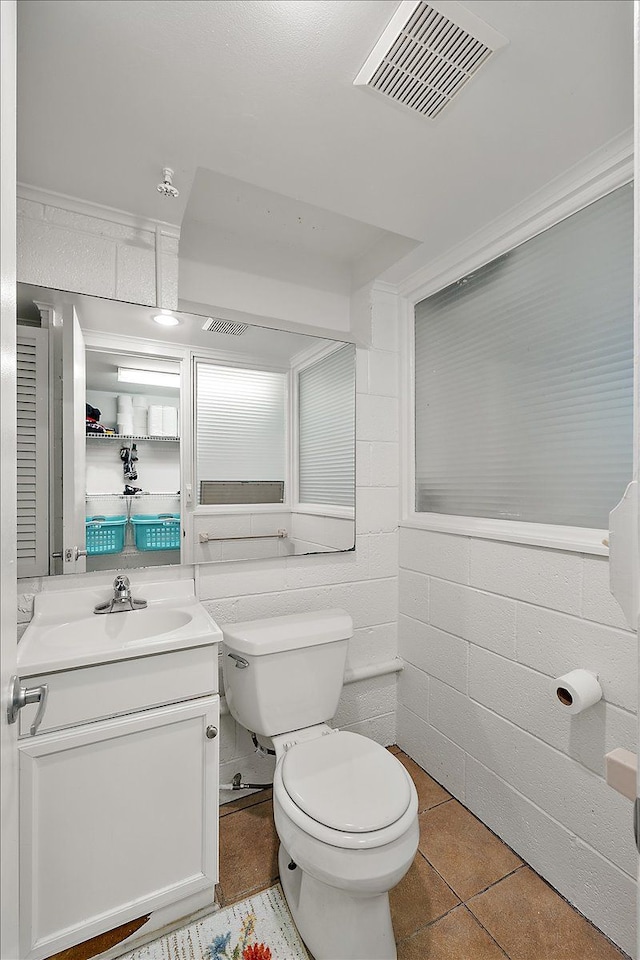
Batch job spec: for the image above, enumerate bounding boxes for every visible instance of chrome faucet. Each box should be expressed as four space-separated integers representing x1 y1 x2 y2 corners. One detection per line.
94 575 148 615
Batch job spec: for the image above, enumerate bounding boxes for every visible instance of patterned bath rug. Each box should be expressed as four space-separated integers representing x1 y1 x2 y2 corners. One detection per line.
118 885 311 960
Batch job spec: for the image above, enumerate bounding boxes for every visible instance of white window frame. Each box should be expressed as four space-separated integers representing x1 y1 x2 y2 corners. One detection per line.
192 353 292 516
291 340 355 520
400 141 634 557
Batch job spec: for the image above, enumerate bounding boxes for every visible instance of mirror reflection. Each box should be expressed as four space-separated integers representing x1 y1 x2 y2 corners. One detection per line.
17 284 356 576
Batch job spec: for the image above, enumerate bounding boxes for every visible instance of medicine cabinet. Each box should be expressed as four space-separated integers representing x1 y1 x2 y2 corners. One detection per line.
16 284 356 578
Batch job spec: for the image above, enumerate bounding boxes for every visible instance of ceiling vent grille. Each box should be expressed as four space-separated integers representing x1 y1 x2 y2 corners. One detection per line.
202 318 249 336
354 0 508 120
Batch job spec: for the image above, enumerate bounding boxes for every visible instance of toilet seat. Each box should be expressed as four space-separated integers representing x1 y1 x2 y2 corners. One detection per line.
282 731 412 833
274 731 418 850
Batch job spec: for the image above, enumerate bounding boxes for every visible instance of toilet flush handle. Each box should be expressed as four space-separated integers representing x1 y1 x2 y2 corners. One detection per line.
228 652 249 669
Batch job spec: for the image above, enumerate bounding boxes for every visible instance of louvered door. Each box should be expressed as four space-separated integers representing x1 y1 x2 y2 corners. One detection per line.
16 327 49 577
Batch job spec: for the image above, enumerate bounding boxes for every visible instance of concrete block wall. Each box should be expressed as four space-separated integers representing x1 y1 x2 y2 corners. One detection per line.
193 512 294 562
199 288 402 797
290 512 355 552
397 528 637 957
17 189 179 309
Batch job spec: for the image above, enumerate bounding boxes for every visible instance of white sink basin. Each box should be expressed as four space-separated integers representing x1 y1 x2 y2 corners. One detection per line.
17 580 222 675
43 607 193 648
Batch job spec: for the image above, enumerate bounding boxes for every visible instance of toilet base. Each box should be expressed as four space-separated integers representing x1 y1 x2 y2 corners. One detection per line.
278 844 397 960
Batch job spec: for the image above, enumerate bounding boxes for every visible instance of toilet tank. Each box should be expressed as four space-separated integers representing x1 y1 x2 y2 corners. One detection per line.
222 610 352 737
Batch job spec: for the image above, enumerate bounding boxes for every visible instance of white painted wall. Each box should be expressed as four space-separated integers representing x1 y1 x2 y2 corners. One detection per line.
178 256 352 335
17 187 180 310
397 528 637 956
290 512 354 553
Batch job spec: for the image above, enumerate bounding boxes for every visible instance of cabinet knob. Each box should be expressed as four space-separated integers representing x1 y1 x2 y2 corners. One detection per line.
205 725 218 740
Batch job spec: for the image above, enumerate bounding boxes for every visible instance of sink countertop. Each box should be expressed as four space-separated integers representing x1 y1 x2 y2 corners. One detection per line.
17 580 222 676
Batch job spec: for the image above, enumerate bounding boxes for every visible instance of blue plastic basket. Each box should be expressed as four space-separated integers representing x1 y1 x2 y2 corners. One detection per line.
130 513 181 552
85 515 127 556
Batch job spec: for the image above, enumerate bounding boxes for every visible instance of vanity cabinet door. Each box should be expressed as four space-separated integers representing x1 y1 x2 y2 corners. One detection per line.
19 696 219 960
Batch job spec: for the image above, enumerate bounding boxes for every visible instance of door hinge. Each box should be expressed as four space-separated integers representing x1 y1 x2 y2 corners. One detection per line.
634 798 640 854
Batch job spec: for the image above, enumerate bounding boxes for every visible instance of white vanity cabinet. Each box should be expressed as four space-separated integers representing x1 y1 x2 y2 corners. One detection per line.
17 645 220 960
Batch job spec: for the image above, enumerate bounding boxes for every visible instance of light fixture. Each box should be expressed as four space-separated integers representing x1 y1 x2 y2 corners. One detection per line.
117 367 180 389
153 311 180 327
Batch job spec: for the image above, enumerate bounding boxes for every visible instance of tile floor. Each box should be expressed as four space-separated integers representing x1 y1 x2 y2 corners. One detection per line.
218 746 629 960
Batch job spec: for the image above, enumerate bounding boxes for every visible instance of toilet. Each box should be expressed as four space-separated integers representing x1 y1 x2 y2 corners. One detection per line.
222 610 419 960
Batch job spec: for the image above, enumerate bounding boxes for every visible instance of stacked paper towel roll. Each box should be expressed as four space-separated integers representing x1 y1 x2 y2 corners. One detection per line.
132 396 148 435
148 405 164 436
117 395 133 435
147 404 178 437
162 405 178 437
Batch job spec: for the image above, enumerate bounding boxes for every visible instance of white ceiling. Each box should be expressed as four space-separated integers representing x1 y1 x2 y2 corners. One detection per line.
17 0 634 284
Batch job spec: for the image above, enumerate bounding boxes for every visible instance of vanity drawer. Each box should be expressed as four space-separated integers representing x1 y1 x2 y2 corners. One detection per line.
19 645 217 737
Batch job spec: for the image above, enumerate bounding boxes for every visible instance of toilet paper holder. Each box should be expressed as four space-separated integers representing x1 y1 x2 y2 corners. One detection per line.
552 669 602 715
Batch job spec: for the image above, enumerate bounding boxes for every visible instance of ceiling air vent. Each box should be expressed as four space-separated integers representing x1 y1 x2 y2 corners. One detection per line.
354 0 508 120
202 317 249 336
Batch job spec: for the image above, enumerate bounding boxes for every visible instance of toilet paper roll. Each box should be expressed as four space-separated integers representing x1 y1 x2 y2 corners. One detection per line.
553 669 602 715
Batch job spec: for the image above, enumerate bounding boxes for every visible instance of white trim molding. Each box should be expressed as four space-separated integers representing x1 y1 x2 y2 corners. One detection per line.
398 129 633 302
400 517 609 557
17 183 181 240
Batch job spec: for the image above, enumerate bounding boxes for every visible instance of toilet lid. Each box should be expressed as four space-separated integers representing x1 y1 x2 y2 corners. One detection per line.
281 731 412 833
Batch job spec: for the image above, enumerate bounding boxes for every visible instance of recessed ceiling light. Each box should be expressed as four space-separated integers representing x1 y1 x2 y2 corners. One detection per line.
118 367 180 388
153 312 180 327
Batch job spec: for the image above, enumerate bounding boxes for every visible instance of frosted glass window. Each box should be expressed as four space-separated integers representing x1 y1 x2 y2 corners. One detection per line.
415 183 633 528
298 344 355 507
195 362 286 504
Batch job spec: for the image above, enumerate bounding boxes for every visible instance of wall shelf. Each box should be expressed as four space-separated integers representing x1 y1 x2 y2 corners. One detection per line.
86 434 180 442
85 492 180 500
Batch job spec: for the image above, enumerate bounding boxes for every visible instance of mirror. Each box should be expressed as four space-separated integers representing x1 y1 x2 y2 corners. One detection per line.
16 284 356 578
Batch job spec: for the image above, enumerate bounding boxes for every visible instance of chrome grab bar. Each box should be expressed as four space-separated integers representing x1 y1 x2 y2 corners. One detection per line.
199 529 287 544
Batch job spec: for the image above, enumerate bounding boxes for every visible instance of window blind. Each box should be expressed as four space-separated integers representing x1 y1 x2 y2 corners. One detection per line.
17 327 50 576
298 344 355 508
195 362 286 505
414 183 633 529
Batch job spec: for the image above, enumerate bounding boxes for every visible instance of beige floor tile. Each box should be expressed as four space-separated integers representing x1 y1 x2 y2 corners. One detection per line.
397 905 507 960
418 800 522 900
218 800 279 905
47 917 151 960
467 867 627 960
390 852 460 941
395 750 451 812
220 787 273 817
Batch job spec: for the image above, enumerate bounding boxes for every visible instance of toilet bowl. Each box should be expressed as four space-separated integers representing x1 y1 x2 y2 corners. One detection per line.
272 727 419 960
221 611 419 960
